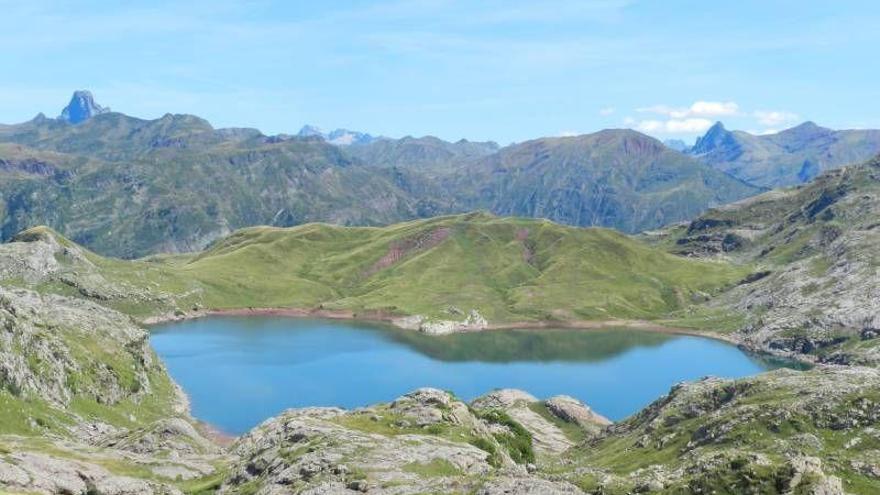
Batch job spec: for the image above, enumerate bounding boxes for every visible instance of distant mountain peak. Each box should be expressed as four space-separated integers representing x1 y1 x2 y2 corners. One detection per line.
59 90 110 124
690 121 735 155
663 139 690 152
296 124 377 146
792 121 821 130
297 125 324 138
779 121 830 138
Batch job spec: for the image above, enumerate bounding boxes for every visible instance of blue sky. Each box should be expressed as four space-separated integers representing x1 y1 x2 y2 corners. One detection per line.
1 0 879 144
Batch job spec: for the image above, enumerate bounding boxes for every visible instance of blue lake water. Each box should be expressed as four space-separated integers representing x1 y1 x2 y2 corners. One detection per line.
149 316 800 435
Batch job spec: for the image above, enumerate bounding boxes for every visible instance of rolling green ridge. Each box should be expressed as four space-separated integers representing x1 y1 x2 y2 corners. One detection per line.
1 213 750 328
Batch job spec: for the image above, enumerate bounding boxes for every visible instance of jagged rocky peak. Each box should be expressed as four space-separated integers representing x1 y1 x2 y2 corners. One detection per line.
690 121 734 154
59 90 110 124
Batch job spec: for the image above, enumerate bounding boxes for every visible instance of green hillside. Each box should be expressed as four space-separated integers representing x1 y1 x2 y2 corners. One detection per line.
2 213 749 328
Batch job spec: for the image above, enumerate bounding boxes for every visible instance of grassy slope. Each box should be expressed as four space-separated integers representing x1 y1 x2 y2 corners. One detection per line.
76 213 749 325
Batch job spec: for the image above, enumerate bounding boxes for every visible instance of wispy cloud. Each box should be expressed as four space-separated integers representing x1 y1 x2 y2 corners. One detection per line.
629 101 739 134
630 100 803 136
638 101 740 119
746 128 780 135
599 107 616 116
753 110 799 126
636 118 714 134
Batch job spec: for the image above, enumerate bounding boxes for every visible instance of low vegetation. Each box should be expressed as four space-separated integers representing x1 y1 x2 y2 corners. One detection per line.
1 213 751 330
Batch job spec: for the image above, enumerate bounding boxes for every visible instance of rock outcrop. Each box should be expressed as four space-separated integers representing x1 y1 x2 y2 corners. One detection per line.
545 395 611 434
0 287 156 408
669 158 880 365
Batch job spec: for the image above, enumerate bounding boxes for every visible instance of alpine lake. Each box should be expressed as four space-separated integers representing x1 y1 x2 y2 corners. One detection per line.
150 316 803 435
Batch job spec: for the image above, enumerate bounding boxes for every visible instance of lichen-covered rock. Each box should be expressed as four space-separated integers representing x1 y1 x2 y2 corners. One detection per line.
223 403 495 494
577 366 880 493
472 389 538 409
0 452 183 495
0 287 157 408
399 309 490 335
476 475 584 494
102 417 220 455
545 395 611 433
472 389 575 455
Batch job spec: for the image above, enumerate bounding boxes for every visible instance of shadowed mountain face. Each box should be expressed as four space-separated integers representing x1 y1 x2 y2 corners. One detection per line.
345 135 500 172
0 92 760 257
689 121 880 187
0 112 430 257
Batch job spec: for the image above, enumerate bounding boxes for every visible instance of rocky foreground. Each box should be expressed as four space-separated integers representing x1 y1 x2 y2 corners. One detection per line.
4 355 880 493
0 284 879 494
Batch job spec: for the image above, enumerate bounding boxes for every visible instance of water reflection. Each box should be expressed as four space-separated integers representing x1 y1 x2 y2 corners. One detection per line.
150 316 804 434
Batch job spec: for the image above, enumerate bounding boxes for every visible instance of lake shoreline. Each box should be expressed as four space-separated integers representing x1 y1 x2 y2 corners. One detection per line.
146 305 780 351
143 306 725 338
143 307 818 367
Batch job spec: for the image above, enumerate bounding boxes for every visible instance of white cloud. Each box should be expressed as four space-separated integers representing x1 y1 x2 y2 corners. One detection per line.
746 128 780 135
688 101 740 117
638 101 739 119
558 130 580 137
636 118 713 134
630 101 805 136
753 110 799 126
599 107 615 116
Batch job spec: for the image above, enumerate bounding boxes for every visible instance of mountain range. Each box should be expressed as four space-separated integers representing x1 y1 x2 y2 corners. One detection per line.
688 121 880 187
0 91 761 257
2 91 879 258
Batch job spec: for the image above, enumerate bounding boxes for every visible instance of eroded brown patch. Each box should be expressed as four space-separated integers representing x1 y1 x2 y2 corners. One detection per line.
517 228 536 265
364 227 451 276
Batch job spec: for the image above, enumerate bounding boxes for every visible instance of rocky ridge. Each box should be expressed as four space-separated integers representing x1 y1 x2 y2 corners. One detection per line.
0 286 226 494
661 156 880 365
